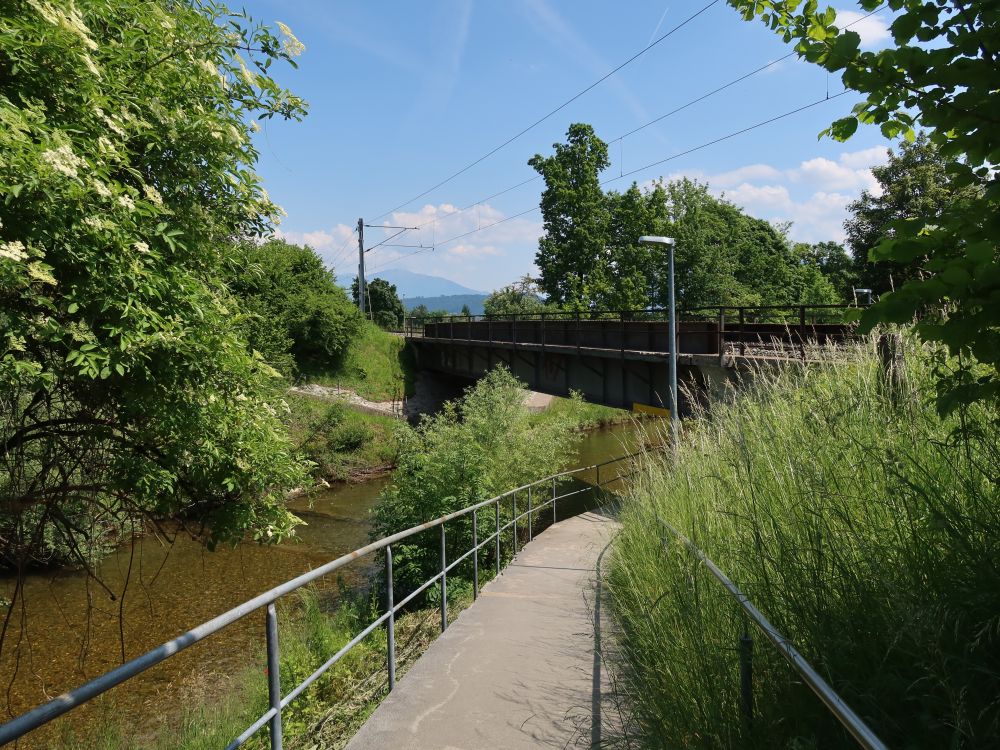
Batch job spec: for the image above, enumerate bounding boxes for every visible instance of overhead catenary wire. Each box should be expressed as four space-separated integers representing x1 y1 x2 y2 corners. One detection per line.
423 92 850 251
368 0 721 222
358 7 884 248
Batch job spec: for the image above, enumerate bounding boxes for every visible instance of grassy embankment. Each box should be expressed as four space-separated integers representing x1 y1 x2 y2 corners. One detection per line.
287 322 629 483
608 338 999 748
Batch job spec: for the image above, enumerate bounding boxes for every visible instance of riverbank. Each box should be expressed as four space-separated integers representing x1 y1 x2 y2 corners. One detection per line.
287 379 631 486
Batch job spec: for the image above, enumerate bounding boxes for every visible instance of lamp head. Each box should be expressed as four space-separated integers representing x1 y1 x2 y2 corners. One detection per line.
638 235 675 247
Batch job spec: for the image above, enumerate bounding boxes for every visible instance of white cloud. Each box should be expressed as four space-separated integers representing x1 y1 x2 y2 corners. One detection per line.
835 9 892 47
839 145 890 170
361 201 542 290
276 224 356 272
665 145 888 243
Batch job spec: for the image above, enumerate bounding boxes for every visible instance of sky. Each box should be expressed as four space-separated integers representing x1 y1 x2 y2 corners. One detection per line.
243 1 897 293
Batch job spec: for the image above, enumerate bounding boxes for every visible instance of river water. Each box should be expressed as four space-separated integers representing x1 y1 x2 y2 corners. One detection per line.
0 423 644 747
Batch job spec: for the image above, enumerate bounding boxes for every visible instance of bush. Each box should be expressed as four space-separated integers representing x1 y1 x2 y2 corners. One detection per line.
608 339 1000 748
0 1 310 570
372 367 580 593
230 240 360 377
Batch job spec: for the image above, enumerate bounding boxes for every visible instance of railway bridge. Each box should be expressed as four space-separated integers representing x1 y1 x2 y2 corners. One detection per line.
405 305 856 415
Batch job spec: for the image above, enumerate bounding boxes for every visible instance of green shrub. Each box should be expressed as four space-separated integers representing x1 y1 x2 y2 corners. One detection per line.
372 367 580 593
230 240 360 377
609 338 1000 748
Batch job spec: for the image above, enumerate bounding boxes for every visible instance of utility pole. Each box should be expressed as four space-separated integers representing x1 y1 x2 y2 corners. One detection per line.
357 217 366 317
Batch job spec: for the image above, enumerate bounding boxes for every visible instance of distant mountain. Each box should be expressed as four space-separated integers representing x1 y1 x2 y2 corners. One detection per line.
402 294 487 315
369 269 483 298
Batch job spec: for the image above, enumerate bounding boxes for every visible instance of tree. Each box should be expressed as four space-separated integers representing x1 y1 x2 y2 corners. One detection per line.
372 367 579 592
229 240 359 376
793 241 858 303
600 183 671 310
845 135 978 294
460 304 472 317
529 124 611 308
0 1 310 573
483 276 547 316
728 0 999 411
352 277 405 329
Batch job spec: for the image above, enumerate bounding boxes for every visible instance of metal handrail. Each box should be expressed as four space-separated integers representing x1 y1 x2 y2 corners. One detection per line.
0 451 642 747
656 516 888 750
404 303 860 328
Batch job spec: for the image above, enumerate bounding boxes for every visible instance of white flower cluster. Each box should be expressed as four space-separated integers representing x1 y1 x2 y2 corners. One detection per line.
83 216 107 229
276 22 305 57
91 180 111 198
143 184 163 206
41 144 83 178
132 241 150 254
95 108 126 137
0 241 28 262
117 194 135 211
30 1 98 50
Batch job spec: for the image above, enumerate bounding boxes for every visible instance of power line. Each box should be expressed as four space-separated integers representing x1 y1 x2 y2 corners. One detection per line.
425 92 849 251
369 0 720 222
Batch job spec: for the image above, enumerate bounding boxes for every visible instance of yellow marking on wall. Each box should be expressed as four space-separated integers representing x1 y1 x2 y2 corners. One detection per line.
632 402 670 418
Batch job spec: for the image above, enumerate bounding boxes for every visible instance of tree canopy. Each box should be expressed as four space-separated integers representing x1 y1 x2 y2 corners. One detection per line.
728 0 999 410
530 124 846 312
229 240 359 377
0 0 310 567
352 276 405 329
483 276 547 316
845 134 979 294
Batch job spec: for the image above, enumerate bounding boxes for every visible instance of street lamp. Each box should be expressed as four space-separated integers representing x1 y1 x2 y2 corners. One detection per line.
638 235 678 446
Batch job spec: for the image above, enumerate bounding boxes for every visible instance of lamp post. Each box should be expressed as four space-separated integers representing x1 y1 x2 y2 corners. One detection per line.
638 235 678 446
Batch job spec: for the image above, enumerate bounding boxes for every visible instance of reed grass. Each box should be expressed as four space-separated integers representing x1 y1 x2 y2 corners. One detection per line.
608 336 1000 748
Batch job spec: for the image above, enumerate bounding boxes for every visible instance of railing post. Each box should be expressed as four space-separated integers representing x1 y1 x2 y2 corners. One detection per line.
740 630 754 723
512 491 518 555
472 510 479 600
512 313 517 344
385 547 396 692
739 307 746 356
552 476 557 524
450 315 454 341
541 311 546 349
439 525 448 632
799 305 806 359
527 485 533 542
718 307 725 358
265 603 283 750
495 500 501 576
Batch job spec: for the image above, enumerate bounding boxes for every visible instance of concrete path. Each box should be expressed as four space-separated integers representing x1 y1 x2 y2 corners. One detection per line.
345 510 625 750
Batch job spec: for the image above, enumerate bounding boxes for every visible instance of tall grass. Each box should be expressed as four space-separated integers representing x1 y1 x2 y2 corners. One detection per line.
608 337 1000 748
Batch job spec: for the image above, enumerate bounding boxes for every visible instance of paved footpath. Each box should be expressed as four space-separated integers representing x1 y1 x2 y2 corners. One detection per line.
345 509 625 750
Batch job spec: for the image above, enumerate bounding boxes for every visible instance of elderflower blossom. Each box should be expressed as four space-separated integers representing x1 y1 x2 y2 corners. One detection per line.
0 241 27 262
41 144 83 178
117 194 135 211
91 180 111 198
132 241 150 254
95 108 126 137
83 216 106 229
142 184 163 206
250 120 261 133
29 1 98 50
275 22 305 57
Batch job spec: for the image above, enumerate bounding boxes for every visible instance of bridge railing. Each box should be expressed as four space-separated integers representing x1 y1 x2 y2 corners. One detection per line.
656 515 888 750
0 452 643 748
405 304 860 356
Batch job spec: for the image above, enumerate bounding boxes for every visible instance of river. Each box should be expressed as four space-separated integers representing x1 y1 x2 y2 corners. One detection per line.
0 423 644 747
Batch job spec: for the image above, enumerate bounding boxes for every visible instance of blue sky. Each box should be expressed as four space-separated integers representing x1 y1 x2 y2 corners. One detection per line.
246 1 896 293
